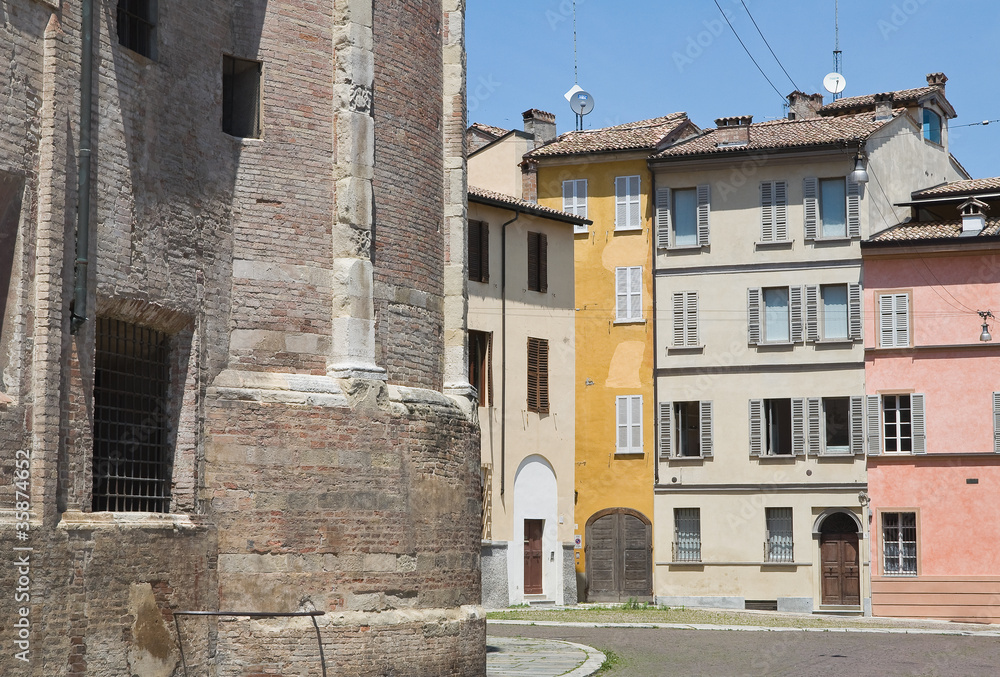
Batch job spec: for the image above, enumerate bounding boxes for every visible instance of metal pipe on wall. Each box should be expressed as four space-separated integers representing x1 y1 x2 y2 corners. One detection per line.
71 0 95 334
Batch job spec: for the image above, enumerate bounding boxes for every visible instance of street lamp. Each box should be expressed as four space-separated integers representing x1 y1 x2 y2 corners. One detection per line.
979 310 994 342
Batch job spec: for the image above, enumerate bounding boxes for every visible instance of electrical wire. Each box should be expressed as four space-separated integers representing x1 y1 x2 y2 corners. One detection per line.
738 0 800 92
951 118 1000 128
713 0 787 104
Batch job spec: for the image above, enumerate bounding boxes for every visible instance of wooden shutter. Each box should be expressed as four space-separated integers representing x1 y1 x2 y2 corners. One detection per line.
616 267 628 321
527 337 539 412
659 401 673 459
616 396 628 452
805 285 820 341
747 287 762 344
577 180 588 218
615 176 626 228
911 393 925 453
700 401 714 456
487 332 494 405
749 399 764 456
878 294 894 347
468 220 482 281
686 292 698 346
672 292 685 346
866 395 881 455
790 286 803 343
527 231 539 291
696 183 711 246
538 232 548 293
847 179 861 238
807 397 822 455
774 181 788 241
629 395 643 453
563 180 574 212
850 396 864 455
655 186 672 249
994 392 1000 453
628 267 642 321
803 177 819 240
848 283 862 340
481 221 490 282
760 181 774 241
792 398 806 456
628 176 641 229
895 293 910 347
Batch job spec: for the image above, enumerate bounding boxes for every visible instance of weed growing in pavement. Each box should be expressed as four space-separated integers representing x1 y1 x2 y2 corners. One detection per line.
592 649 620 675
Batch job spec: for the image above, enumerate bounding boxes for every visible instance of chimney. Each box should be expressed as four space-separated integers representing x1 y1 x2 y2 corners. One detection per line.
521 159 538 203
714 116 752 146
523 109 556 148
959 197 988 235
873 92 894 121
926 72 948 93
786 91 824 120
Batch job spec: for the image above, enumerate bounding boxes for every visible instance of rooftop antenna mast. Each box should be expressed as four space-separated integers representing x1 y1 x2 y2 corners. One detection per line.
832 0 843 101
564 0 595 131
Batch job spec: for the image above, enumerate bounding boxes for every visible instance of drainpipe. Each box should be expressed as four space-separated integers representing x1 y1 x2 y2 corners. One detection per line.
499 209 520 497
71 0 95 334
650 173 660 487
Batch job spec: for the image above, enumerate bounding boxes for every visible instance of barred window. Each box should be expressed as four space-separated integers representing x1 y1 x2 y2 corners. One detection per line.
882 512 917 576
116 0 156 59
673 508 701 562
765 508 794 563
92 318 173 512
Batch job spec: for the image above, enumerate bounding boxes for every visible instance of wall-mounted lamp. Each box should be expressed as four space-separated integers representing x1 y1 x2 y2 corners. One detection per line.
979 310 994 342
849 154 869 184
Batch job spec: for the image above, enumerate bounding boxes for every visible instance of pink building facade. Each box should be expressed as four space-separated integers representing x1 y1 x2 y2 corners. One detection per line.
863 180 1000 623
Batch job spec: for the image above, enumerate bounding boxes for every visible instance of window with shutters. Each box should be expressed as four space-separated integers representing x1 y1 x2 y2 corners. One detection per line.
759 180 788 242
527 231 547 292
922 109 942 145
467 220 489 283
805 283 861 342
765 508 794 563
92 318 173 512
804 177 860 241
659 400 713 458
615 266 643 323
881 511 917 576
748 286 803 345
764 399 792 456
616 395 643 454
867 393 925 455
469 330 492 406
563 179 588 233
671 291 699 348
673 508 701 562
615 175 641 231
526 337 549 414
878 292 910 347
655 185 711 250
223 55 263 139
750 398 800 457
117 0 156 59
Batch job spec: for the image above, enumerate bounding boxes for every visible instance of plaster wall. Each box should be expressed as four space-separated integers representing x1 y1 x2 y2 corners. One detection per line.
468 134 533 198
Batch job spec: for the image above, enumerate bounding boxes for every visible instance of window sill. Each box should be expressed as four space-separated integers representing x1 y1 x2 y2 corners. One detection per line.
755 240 794 249
614 226 643 233
808 236 856 245
756 454 797 461
663 244 706 252
664 454 711 461
667 345 704 354
613 319 646 326
614 450 644 457
57 510 205 531
574 226 589 235
813 338 856 345
754 341 796 350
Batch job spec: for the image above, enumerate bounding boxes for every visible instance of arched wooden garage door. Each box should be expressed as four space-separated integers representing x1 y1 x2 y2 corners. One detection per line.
585 508 652 602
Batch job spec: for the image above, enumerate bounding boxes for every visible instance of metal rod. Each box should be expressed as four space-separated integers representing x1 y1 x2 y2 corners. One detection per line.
173 615 189 677
72 0 95 333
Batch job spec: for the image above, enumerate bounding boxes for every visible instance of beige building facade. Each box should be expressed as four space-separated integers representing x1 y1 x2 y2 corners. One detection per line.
649 76 965 614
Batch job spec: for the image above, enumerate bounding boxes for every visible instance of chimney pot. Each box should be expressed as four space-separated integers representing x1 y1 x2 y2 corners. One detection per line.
959 197 989 234
786 91 824 120
523 109 557 148
714 115 753 146
926 72 948 91
873 92 894 121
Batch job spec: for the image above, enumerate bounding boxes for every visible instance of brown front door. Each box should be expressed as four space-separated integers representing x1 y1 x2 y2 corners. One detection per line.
821 531 861 605
585 510 652 602
524 519 544 594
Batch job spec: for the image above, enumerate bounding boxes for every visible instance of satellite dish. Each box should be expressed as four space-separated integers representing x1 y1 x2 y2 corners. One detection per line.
570 90 595 116
823 72 846 95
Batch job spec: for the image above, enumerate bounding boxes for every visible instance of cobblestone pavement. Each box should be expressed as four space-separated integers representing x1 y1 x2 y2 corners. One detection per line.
488 620 1000 677
487 635 606 677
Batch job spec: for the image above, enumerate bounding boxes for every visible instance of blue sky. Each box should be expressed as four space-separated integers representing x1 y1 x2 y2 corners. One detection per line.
467 0 1000 179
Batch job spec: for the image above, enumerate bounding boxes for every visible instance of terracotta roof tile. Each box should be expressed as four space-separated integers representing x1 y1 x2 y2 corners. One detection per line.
469 122 510 139
868 217 1000 243
912 177 1000 198
818 86 938 115
468 186 588 223
524 113 690 158
652 110 898 159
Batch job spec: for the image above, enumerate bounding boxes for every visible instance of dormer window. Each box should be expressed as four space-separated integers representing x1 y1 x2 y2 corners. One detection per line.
922 109 942 145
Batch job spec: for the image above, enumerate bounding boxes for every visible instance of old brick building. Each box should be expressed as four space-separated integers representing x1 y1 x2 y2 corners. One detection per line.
0 1 483 675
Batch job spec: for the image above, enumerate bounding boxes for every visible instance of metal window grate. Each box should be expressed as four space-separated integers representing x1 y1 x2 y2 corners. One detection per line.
882 512 917 575
673 508 701 562
92 317 172 513
765 507 794 563
116 0 155 58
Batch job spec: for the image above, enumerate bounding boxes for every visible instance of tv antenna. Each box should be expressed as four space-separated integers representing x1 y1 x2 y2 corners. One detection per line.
829 0 844 100
565 1 595 130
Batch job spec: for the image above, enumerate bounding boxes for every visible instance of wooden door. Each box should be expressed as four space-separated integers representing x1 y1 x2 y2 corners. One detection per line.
524 519 544 594
585 510 652 602
821 531 860 605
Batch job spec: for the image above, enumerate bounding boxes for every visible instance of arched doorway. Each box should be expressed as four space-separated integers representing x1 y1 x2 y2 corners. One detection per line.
511 456 560 604
818 511 861 606
585 508 651 602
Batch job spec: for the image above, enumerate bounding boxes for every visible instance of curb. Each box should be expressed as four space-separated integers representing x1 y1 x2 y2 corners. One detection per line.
554 640 606 677
488 619 1000 637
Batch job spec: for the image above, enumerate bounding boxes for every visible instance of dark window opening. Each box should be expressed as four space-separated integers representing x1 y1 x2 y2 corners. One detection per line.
675 401 701 457
469 330 492 406
765 398 792 455
527 231 547 293
116 0 156 58
223 56 262 139
468 220 489 283
824 397 850 452
0 173 24 346
92 318 173 512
